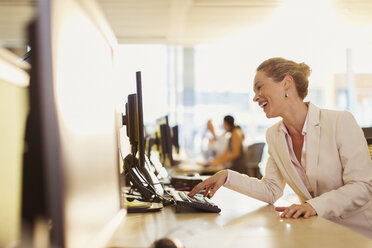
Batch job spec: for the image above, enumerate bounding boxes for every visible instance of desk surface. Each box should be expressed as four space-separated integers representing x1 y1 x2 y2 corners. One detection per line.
107 187 372 248
169 160 224 175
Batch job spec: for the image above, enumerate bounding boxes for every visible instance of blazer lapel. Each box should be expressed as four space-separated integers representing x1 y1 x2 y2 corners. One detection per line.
305 103 320 197
274 124 313 200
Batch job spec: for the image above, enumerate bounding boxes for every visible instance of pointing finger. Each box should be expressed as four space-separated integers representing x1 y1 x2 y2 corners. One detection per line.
188 181 205 196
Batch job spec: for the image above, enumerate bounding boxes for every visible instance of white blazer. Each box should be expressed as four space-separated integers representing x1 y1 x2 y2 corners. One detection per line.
225 103 372 238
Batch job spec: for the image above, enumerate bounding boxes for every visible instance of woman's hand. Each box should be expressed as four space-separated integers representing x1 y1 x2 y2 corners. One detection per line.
188 170 228 198
275 203 317 219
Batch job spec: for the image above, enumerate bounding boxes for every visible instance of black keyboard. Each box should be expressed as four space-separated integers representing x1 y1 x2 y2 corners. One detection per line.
171 191 221 213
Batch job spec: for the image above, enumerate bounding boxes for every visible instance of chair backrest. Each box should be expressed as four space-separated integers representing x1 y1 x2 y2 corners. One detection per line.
244 142 265 168
362 127 372 140
366 138 372 160
362 128 372 160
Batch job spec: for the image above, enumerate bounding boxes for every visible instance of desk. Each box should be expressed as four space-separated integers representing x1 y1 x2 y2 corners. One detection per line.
107 187 372 248
170 160 224 175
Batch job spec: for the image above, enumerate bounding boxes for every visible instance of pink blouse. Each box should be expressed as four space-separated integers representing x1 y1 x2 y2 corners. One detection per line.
280 112 314 197
225 110 314 197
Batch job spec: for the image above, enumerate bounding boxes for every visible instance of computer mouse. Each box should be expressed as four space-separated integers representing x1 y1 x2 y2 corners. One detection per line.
151 237 184 248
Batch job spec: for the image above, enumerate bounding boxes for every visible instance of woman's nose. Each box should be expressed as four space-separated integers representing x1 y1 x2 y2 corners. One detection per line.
253 93 259 102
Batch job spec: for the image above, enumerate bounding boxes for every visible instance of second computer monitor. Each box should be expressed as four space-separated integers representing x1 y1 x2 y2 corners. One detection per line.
171 125 180 154
155 116 175 166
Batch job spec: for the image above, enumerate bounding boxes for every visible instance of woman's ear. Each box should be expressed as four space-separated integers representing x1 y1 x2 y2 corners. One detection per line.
283 74 294 91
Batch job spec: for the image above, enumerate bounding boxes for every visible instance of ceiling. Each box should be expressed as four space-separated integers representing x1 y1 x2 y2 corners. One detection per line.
1 0 372 51
96 0 283 45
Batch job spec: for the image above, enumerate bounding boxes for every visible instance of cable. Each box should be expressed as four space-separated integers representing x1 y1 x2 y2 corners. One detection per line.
119 136 174 205
128 168 174 206
121 147 157 201
124 166 156 202
124 153 174 205
132 166 173 204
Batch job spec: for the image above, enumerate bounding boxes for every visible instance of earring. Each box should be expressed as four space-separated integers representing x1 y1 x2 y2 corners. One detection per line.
285 93 288 98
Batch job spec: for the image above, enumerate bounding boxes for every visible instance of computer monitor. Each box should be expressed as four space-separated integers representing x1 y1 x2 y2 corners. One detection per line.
25 0 124 247
0 47 30 248
155 116 175 166
151 124 164 163
171 125 180 154
122 72 164 199
136 72 146 170
122 72 149 169
123 94 138 153
145 136 156 159
21 22 49 237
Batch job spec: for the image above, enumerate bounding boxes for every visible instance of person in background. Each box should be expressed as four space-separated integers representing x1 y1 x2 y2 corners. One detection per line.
189 57 372 239
202 119 228 161
206 115 245 172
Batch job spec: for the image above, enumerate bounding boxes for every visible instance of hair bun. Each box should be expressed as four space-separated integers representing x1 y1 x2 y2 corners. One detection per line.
298 62 311 78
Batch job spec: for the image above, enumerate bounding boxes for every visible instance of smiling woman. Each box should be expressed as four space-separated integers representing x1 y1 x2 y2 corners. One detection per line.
189 57 372 239
253 58 311 119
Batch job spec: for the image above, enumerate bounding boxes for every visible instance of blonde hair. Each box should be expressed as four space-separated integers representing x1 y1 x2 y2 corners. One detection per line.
256 57 311 99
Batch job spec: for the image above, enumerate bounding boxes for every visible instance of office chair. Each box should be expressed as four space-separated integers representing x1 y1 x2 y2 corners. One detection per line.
362 127 372 160
366 137 372 160
244 142 265 179
228 142 265 178
362 127 372 139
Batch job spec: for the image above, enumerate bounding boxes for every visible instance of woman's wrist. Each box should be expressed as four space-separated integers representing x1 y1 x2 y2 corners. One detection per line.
221 170 229 185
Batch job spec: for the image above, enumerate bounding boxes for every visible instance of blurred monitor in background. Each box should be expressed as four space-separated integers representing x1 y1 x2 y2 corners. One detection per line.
0 47 30 248
154 116 175 167
171 125 180 154
21 0 125 247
